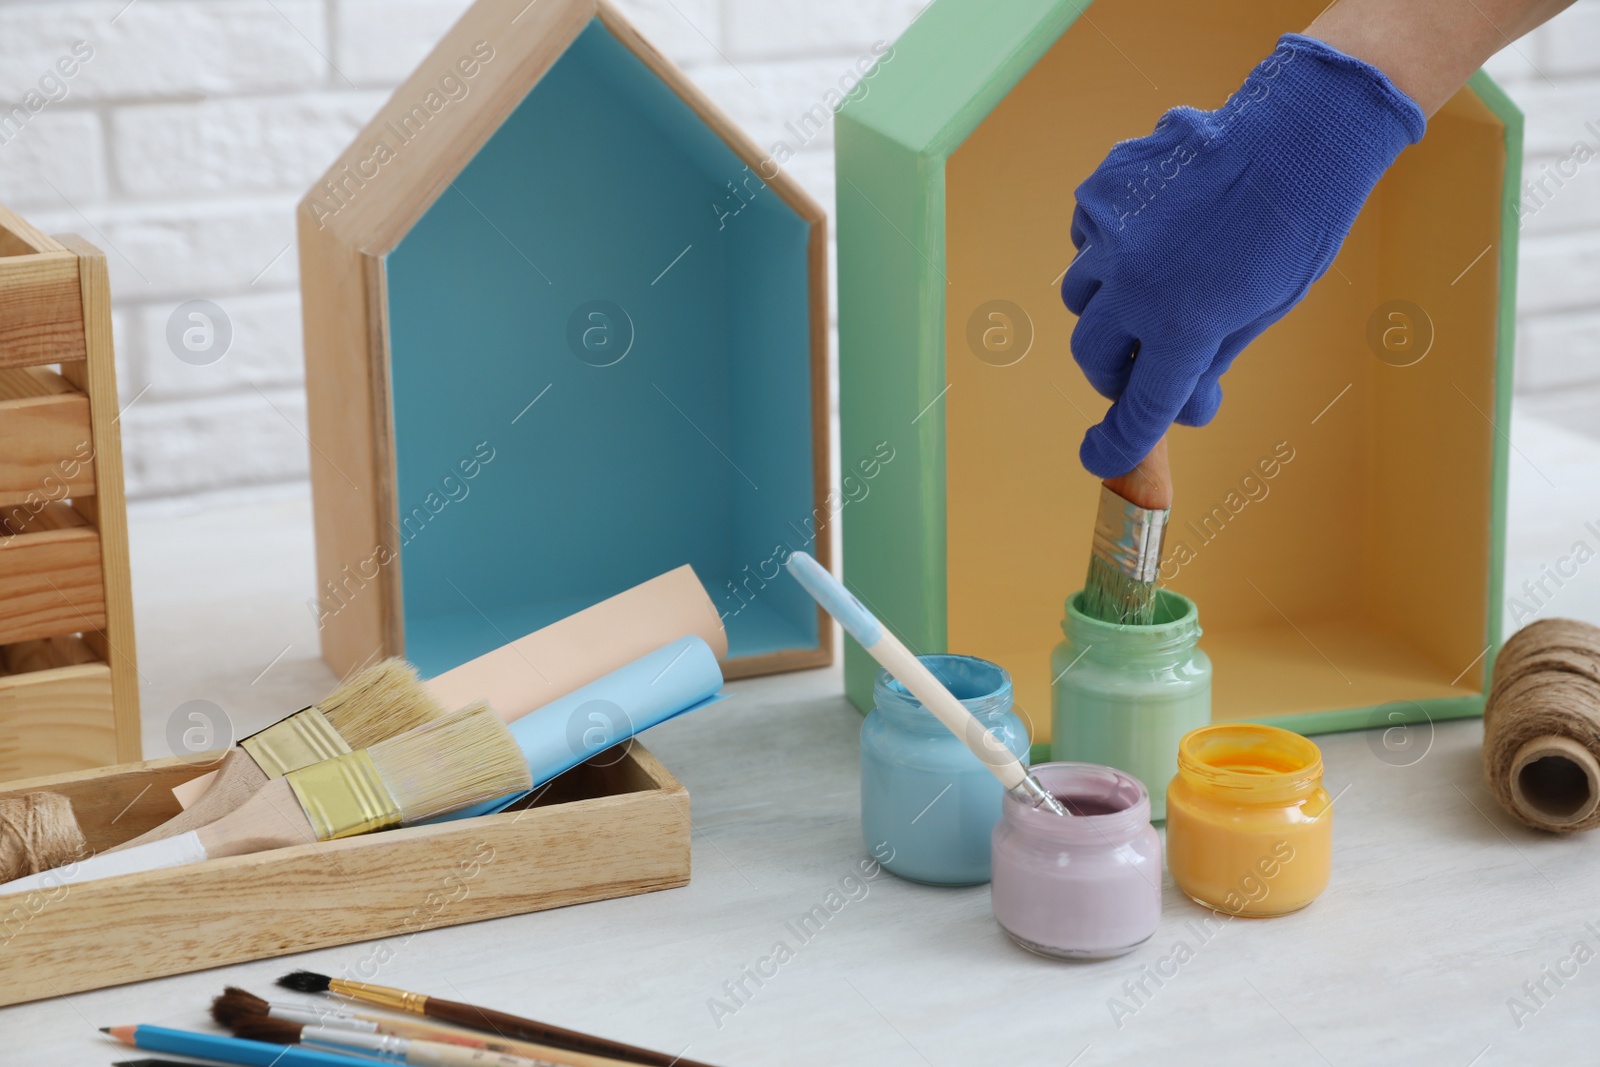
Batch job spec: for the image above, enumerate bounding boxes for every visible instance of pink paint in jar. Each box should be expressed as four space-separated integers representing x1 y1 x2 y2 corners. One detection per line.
990 761 1161 959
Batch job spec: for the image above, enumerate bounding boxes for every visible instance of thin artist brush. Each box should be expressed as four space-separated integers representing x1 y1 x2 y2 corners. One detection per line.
213 987 637 1067
277 972 724 1067
232 1015 548 1067
0 704 530 894
113 658 453 851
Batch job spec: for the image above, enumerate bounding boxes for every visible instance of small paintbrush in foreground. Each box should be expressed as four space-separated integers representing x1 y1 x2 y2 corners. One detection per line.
0 704 530 894
112 658 452 851
1082 436 1173 625
230 1016 548 1067
214 987 636 1067
277 972 724 1067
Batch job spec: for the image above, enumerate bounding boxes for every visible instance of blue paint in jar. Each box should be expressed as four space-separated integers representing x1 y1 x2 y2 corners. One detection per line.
861 654 1030 885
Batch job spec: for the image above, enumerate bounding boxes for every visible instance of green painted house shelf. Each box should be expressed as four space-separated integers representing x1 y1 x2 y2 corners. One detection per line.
837 0 1521 752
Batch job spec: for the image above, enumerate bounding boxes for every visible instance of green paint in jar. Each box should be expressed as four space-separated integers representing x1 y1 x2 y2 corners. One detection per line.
1049 588 1211 820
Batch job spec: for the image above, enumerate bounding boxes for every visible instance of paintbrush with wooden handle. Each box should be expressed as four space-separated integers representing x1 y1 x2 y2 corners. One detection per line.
0 704 530 894
213 988 644 1067
110 659 453 852
277 972 724 1067
115 565 726 851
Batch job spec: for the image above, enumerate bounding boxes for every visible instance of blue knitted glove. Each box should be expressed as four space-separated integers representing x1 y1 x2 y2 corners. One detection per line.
1061 34 1426 478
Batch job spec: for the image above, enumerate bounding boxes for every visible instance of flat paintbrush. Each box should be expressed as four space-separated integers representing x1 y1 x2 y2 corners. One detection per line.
1082 436 1173 625
122 565 730 851
0 704 530 894
214 988 638 1067
112 658 452 851
277 972 723 1067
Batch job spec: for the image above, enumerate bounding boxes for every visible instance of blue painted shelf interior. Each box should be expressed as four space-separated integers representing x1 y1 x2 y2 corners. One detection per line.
385 17 818 676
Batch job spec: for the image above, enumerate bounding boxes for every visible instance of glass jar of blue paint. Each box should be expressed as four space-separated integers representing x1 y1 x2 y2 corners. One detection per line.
861 654 1030 886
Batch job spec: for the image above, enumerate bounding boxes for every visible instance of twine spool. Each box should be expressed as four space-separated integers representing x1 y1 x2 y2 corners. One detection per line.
1484 618 1600 833
0 791 87 882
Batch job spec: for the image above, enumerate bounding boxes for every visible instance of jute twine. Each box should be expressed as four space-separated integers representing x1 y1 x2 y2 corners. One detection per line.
1484 618 1600 833
0 791 86 882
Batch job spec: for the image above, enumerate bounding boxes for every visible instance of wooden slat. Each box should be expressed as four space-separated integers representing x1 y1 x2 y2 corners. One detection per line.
299 218 398 673
307 0 595 252
0 204 67 256
54 234 140 762
0 503 105 645
0 383 95 508
0 748 196 846
0 661 116 782
0 252 86 368
0 744 690 1005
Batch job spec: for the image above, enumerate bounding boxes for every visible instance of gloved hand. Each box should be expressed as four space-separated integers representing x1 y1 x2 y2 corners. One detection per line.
1061 33 1425 478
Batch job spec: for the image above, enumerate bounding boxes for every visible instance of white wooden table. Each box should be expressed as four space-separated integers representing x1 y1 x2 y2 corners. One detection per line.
4 407 1600 1065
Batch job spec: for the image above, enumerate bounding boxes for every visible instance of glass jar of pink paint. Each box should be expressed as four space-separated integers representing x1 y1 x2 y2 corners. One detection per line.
990 761 1161 959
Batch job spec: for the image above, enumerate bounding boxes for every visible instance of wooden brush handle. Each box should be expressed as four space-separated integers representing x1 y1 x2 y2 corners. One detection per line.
108 748 268 852
1103 435 1172 511
425 998 719 1067
195 776 317 857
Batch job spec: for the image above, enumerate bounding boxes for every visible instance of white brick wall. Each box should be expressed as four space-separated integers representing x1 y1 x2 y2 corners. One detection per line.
1488 3 1600 400
0 0 1592 498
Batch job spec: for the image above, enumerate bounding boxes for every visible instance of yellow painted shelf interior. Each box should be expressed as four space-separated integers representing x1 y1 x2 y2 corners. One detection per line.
942 0 1503 739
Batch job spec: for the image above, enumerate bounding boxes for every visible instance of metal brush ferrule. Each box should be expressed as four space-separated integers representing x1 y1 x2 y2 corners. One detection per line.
241 705 352 778
330 978 429 1014
303 1026 406 1061
1091 484 1169 583
286 749 400 840
1010 774 1070 817
272 1004 377 1031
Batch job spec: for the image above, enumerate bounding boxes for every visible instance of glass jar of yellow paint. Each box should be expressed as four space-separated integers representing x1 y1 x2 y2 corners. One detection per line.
1165 724 1332 917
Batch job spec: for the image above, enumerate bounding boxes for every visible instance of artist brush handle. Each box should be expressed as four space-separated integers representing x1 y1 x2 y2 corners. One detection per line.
369 1018 644 1067
870 630 1028 790
394 1037 534 1067
780 550 1030 793
424 999 717 1067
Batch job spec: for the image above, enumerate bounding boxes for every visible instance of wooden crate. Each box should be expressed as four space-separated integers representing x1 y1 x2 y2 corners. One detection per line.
0 742 690 1005
0 206 139 777
301 0 832 685
837 0 1519 744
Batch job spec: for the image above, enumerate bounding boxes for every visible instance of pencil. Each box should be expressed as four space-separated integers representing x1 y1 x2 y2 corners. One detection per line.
103 1024 385 1066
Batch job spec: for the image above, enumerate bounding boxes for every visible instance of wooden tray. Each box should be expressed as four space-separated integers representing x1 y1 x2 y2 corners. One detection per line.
0 743 690 1006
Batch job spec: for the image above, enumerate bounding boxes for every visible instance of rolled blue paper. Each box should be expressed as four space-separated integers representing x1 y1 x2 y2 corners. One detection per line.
443 634 725 820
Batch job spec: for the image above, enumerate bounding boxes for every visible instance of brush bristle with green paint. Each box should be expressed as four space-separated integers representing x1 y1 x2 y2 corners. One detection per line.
1082 439 1172 626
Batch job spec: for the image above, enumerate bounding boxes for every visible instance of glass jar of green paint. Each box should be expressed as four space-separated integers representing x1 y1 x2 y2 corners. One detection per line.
1050 589 1211 820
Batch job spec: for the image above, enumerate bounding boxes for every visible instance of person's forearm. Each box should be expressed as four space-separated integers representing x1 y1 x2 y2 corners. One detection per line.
1305 0 1576 115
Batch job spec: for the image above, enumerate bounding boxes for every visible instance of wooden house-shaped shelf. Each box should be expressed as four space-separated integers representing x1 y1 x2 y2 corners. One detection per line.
837 0 1520 742
302 0 830 680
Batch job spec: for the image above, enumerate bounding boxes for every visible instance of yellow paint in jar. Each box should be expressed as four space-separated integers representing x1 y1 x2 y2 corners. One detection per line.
1165 724 1331 917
